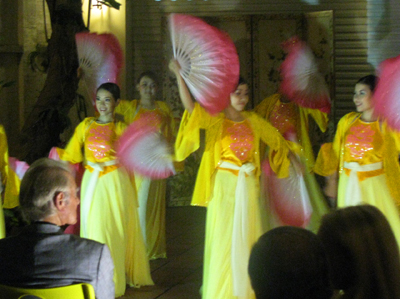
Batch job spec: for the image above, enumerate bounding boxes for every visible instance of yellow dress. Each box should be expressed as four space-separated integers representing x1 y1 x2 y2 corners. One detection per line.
0 125 21 239
255 94 330 231
115 99 175 259
61 117 153 297
175 103 290 299
314 112 400 246
255 93 329 171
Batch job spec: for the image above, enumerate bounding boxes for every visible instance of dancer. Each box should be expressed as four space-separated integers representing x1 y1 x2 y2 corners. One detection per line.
170 59 295 299
255 92 330 231
115 71 175 259
314 74 400 247
61 83 153 297
0 125 21 238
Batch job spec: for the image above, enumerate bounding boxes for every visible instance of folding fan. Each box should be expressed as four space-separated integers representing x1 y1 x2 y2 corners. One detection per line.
116 120 176 179
279 36 331 113
374 54 400 130
262 158 312 228
169 13 240 114
75 32 123 105
8 157 29 180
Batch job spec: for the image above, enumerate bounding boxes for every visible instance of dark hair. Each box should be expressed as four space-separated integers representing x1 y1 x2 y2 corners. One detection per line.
249 226 332 299
97 82 120 100
238 76 247 87
137 71 159 86
318 205 400 299
356 75 379 93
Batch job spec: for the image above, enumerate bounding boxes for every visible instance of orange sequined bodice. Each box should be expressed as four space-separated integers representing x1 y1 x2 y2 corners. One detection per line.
220 118 254 166
343 118 384 165
135 108 164 132
85 122 118 162
269 100 298 140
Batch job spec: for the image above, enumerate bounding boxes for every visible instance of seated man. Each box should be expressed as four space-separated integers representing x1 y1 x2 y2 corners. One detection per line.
0 158 114 299
248 226 332 299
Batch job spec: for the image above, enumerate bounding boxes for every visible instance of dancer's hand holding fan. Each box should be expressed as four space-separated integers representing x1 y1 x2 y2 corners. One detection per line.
116 118 176 179
169 13 240 114
279 36 331 113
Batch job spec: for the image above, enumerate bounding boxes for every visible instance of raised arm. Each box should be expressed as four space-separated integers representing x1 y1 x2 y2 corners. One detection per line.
169 59 195 113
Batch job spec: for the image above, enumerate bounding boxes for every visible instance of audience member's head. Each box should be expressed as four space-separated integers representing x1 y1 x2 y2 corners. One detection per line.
249 226 332 299
318 205 400 299
19 158 79 225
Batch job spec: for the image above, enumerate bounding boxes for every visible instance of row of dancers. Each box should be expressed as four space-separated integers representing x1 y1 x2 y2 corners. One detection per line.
1 62 400 298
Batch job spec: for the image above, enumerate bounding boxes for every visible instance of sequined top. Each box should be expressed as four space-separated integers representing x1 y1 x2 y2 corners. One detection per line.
221 119 254 165
269 99 299 140
343 118 384 165
115 100 175 143
135 107 165 133
62 118 126 174
85 122 119 162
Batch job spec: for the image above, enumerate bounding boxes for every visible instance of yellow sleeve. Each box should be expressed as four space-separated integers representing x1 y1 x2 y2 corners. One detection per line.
302 107 329 133
313 142 338 176
386 124 400 152
174 102 214 162
382 124 400 206
252 114 291 178
61 118 92 164
0 126 20 208
114 100 137 124
254 94 280 118
314 113 356 176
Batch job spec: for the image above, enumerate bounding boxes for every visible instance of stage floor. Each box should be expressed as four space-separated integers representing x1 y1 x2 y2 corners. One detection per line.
120 206 206 299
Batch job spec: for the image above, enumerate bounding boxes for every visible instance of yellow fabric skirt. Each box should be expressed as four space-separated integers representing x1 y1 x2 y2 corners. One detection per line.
303 171 330 232
135 174 167 260
338 168 400 248
202 168 261 299
81 167 153 297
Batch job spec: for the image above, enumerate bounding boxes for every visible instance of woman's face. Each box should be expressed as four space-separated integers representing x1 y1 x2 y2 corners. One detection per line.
353 83 373 113
230 83 249 112
96 89 118 118
137 76 157 101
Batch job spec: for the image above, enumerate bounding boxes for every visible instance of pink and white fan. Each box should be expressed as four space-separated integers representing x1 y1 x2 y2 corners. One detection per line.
279 36 331 113
75 32 123 106
8 157 29 180
169 13 240 114
374 54 400 130
262 158 312 228
116 119 176 179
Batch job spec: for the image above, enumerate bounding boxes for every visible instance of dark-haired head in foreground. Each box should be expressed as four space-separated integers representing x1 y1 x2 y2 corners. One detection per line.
249 226 332 299
318 205 400 299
